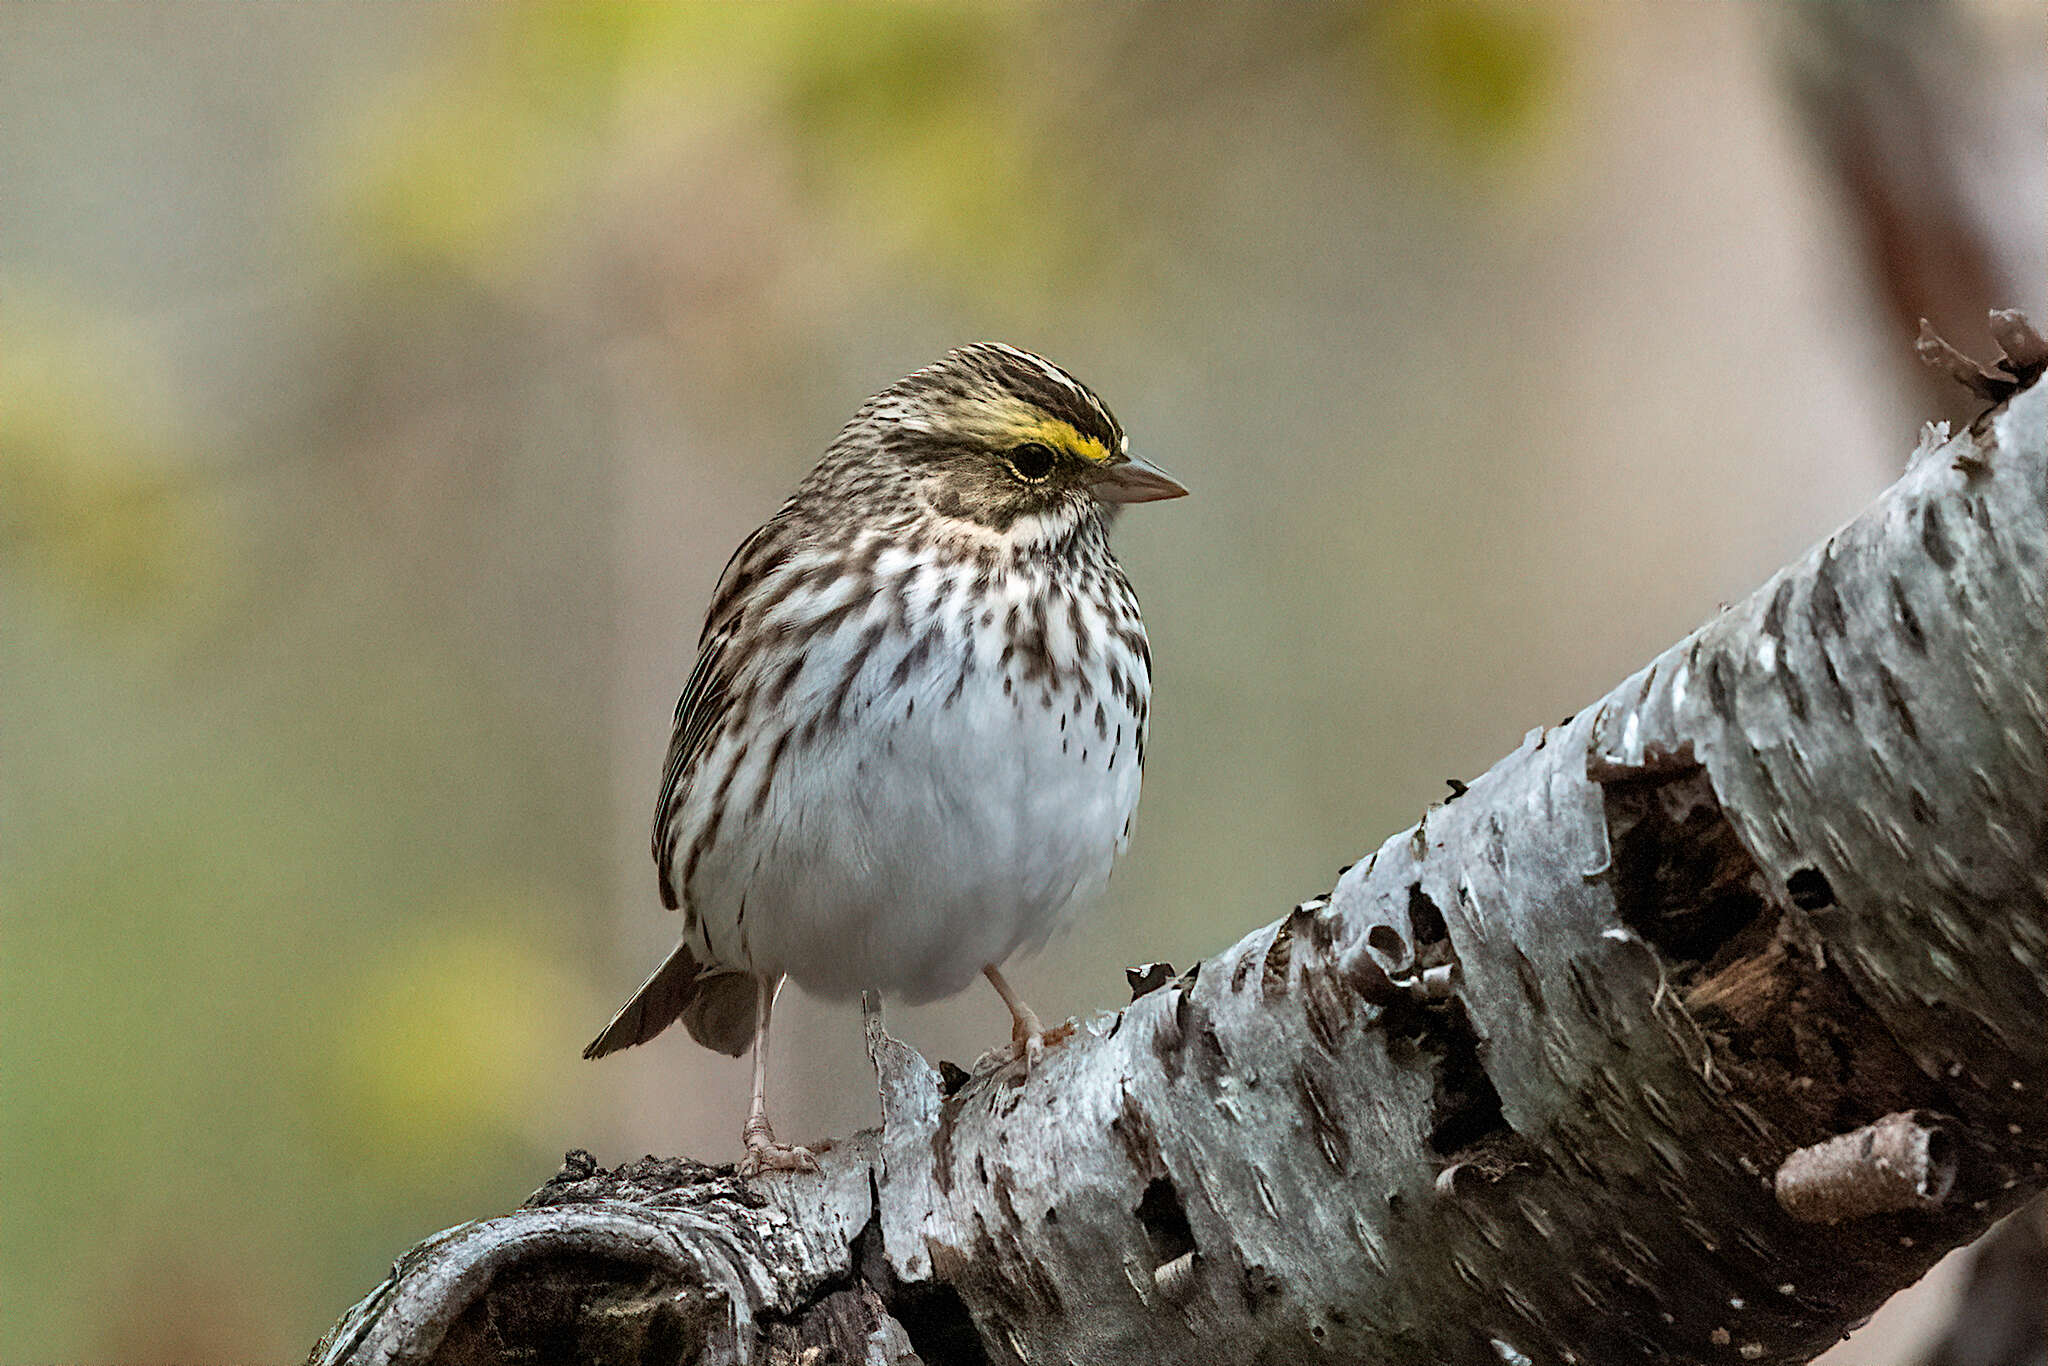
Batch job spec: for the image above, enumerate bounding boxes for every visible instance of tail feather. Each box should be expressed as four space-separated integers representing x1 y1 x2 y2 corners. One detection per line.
583 941 758 1060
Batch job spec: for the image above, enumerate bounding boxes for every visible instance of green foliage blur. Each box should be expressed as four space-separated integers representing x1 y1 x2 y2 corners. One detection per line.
5 4 2031 1361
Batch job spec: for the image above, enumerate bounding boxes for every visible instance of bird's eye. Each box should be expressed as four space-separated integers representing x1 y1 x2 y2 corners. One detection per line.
1007 443 1057 482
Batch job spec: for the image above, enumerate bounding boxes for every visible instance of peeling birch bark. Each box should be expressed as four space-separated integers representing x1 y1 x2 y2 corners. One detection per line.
310 354 2046 1366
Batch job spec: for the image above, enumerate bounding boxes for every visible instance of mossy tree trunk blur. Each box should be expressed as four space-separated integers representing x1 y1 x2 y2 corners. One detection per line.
310 336 2045 1366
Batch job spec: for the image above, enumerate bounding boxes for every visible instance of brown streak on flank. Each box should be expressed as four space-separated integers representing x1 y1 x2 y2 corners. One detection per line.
890 628 935 691
1107 662 1134 713
737 556 816 627
1066 591 1093 664
828 620 889 720
1128 627 1153 675
807 590 868 640
1014 595 1055 685
760 651 808 713
887 567 917 635
677 824 713 915
942 651 974 710
749 727 794 822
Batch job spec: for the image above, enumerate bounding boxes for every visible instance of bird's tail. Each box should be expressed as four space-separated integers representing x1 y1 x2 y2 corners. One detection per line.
582 941 757 1060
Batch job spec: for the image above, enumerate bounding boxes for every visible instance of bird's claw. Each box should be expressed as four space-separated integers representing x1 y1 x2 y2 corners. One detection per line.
1017 1025 1046 1074
739 1120 817 1177
738 1140 817 1177
974 1016 1047 1077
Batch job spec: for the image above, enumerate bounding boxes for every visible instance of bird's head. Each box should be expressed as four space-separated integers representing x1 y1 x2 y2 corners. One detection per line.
828 343 1187 536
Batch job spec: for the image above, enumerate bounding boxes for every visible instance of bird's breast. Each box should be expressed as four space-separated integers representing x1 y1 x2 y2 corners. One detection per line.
683 552 1149 1001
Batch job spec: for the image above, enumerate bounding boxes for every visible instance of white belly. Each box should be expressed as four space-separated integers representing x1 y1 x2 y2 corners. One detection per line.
683 575 1145 1003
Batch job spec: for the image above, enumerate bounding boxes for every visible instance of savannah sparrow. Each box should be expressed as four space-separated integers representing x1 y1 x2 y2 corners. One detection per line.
584 343 1185 1174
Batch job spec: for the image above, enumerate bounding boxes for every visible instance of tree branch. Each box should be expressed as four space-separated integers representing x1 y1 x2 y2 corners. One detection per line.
312 336 2046 1366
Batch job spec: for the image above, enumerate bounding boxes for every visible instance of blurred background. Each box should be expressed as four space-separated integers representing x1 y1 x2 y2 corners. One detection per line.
3 4 2041 1361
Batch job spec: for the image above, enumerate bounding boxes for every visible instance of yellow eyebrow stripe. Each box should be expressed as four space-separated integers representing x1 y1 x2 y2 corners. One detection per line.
1011 417 1113 464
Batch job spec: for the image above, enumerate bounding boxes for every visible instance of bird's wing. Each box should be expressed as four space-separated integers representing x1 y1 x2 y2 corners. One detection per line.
652 514 794 909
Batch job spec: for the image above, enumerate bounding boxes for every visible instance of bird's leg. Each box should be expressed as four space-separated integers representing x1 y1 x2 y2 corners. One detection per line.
983 965 1045 1073
737 973 816 1176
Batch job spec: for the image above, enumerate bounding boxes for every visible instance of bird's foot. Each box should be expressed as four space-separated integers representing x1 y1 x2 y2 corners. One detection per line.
1014 1013 1046 1073
976 1011 1051 1077
738 1119 817 1177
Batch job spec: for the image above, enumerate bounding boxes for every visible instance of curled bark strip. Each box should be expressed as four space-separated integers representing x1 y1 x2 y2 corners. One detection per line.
1917 320 2010 402
1987 310 2048 379
1125 962 1175 1000
1776 1111 1958 1222
1918 314 2048 404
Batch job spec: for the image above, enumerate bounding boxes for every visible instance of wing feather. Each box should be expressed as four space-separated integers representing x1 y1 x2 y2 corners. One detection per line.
651 515 795 908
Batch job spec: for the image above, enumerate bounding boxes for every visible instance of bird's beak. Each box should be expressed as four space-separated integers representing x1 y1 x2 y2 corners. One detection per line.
1089 454 1189 504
